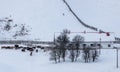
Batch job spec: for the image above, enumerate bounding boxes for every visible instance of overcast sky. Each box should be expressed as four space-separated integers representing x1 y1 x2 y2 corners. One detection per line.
0 0 120 41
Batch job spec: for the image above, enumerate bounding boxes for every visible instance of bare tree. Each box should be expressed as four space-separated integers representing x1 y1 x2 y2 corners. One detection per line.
0 16 31 39
72 35 84 61
13 24 30 37
82 46 91 63
68 43 75 62
56 29 70 62
4 24 11 31
82 45 99 63
50 48 57 63
2 17 13 31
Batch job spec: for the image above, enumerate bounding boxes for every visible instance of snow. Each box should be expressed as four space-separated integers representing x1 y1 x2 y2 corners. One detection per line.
0 47 120 72
0 0 120 72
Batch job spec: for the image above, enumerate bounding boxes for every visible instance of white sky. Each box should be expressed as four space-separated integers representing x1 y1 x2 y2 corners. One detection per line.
0 0 120 41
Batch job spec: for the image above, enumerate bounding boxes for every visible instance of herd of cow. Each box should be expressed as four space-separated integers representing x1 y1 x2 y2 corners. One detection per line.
1 45 45 56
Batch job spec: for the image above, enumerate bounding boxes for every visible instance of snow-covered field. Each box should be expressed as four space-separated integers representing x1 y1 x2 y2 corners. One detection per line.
0 47 120 72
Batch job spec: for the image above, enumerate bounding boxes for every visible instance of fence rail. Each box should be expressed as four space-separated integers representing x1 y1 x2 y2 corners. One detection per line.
0 40 120 45
0 40 54 45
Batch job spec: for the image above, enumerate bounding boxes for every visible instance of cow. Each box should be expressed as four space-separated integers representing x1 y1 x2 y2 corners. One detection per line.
1 46 14 49
21 48 26 52
27 47 34 52
36 49 38 53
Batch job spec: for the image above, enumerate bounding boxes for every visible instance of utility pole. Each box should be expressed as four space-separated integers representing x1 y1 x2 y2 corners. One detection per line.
116 48 119 68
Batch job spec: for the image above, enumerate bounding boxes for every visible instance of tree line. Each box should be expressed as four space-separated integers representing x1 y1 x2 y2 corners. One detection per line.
50 29 100 63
